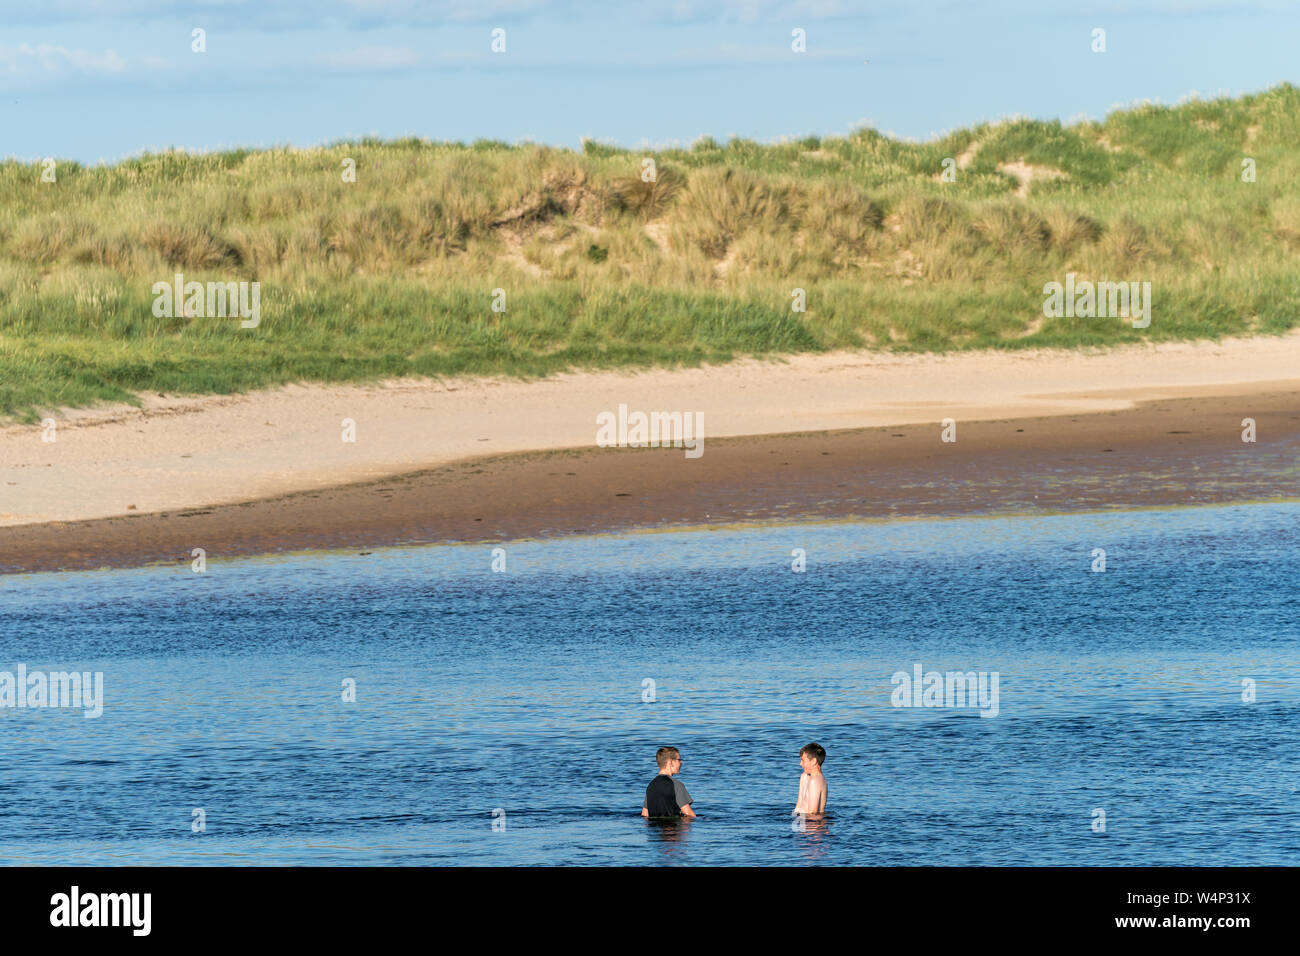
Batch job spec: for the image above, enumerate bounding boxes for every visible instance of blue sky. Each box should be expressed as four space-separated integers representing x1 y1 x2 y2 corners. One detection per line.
3 0 1296 164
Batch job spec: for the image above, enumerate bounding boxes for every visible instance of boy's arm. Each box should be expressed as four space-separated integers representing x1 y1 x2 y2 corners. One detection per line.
641 806 649 817
673 779 696 818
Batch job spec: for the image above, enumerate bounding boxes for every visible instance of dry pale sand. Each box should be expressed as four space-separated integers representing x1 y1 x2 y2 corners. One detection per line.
3 334 1299 530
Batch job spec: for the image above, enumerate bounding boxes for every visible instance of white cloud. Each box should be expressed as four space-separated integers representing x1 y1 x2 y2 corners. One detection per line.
0 42 172 90
663 42 863 66
340 0 550 19
322 45 420 70
0 43 127 76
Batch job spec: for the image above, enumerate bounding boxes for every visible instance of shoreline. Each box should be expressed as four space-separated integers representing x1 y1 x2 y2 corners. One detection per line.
3 385 1296 575
17 496 1299 582
4 334 1300 526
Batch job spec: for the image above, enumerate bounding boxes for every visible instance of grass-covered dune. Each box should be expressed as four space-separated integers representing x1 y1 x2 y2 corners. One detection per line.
3 83 1300 418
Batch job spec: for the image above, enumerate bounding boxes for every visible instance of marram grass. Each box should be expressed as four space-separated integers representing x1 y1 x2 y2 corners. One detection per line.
2 84 1299 419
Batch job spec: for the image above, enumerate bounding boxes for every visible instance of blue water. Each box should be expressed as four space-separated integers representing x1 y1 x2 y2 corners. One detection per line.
1 503 1297 865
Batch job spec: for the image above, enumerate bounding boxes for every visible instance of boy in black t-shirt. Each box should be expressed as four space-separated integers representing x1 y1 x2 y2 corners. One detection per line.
641 746 696 818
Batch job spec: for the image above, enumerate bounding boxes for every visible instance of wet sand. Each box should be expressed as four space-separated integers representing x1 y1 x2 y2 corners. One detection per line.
3 387 1295 574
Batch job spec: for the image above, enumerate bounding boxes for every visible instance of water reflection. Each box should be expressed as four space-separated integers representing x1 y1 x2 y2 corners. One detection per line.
645 816 694 861
792 814 831 862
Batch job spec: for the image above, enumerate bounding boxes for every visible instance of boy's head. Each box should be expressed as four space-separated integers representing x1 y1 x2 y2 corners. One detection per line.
799 742 826 772
656 747 682 775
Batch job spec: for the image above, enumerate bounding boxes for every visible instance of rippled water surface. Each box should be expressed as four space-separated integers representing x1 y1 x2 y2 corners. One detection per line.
1 503 1297 865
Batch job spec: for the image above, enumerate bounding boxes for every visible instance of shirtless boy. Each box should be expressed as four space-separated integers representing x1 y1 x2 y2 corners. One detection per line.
792 742 827 817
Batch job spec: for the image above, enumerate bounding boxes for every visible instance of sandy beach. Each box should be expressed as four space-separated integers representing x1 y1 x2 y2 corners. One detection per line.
2 334 1298 573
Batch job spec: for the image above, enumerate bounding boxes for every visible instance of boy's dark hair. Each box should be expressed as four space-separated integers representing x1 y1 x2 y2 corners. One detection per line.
800 742 826 766
656 746 681 769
